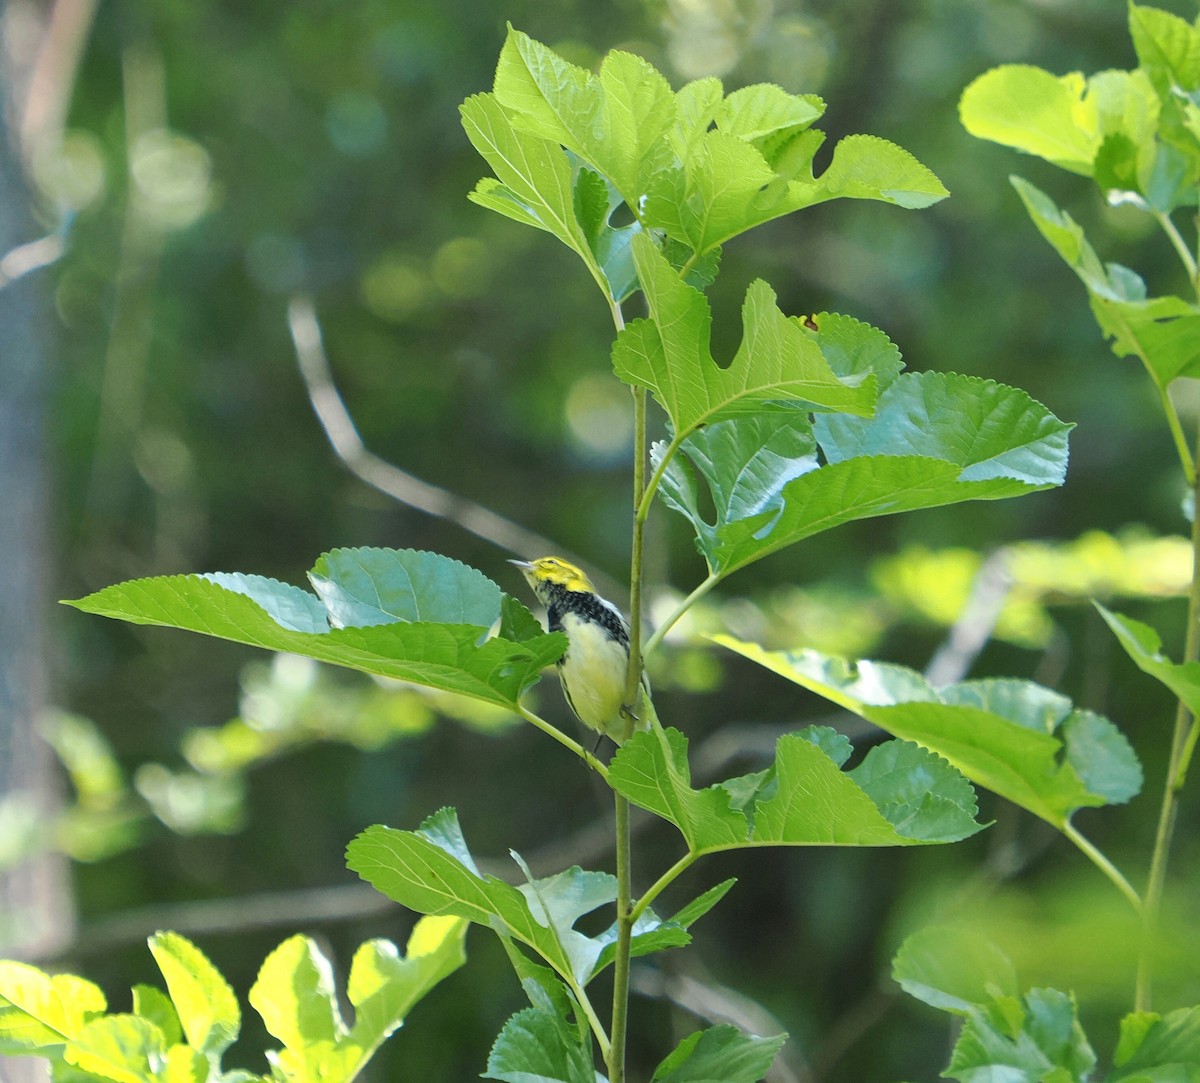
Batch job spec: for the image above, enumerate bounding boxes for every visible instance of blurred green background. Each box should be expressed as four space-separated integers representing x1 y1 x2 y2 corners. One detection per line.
4 0 1199 1080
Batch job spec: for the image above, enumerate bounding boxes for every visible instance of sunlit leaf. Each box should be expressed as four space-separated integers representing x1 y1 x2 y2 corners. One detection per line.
149 932 240 1058
0 963 106 1055
960 65 1100 174
249 936 344 1057
716 640 1142 827
65 549 565 710
65 1015 166 1083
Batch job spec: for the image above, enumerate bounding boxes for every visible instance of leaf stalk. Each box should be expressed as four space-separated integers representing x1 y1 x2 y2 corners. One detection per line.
1136 427 1200 1010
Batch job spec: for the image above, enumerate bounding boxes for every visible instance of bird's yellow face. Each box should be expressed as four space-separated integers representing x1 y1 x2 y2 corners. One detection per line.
509 556 595 599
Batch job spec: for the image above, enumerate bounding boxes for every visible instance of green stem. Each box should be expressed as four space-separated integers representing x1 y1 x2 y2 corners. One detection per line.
1157 382 1197 488
517 706 609 781
609 791 633 1083
1155 209 1199 292
635 432 680 525
643 572 722 659
565 969 612 1060
608 296 644 1083
1061 822 1142 915
630 851 699 924
1136 439 1200 1010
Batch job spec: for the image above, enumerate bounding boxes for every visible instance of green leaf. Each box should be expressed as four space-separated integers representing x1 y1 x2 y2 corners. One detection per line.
807 311 905 392
947 989 1096 1083
0 963 106 1055
1097 603 1200 718
715 640 1142 827
613 235 876 437
347 810 612 988
460 92 608 295
148 932 240 1058
714 83 823 145
1012 176 1200 385
346 916 468 1050
892 926 1019 1014
960 65 1100 174
494 28 675 209
644 130 945 256
592 878 735 978
131 986 181 1050
65 549 565 710
1111 1006 1200 1079
1130 4 1200 98
789 133 949 210
164 1044 211 1083
249 936 344 1056
608 725 981 852
659 371 1069 578
651 1025 787 1083
308 548 501 627
65 1015 166 1083
484 1000 598 1083
814 371 1071 486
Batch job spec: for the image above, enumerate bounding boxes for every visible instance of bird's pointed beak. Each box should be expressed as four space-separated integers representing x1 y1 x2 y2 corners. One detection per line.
508 559 533 572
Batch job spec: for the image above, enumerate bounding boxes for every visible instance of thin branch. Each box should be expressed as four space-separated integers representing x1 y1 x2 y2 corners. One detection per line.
923 548 1014 687
0 233 64 289
631 964 806 1083
286 296 621 595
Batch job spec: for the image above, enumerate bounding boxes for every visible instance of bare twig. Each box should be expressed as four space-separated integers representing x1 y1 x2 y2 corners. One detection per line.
631 964 810 1083
17 0 100 154
286 296 622 596
0 232 64 289
923 548 1014 687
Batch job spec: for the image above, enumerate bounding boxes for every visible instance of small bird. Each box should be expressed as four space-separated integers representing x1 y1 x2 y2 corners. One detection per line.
510 556 649 745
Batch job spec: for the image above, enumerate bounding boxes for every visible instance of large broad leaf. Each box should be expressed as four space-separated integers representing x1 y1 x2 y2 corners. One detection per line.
607 725 982 853
651 1025 787 1083
1097 602 1200 717
716 640 1142 829
65 548 566 710
657 373 1069 578
249 919 467 1083
1013 176 1200 386
612 234 876 438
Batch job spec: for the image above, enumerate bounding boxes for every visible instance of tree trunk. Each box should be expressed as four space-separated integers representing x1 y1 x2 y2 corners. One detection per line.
0 7 74 967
